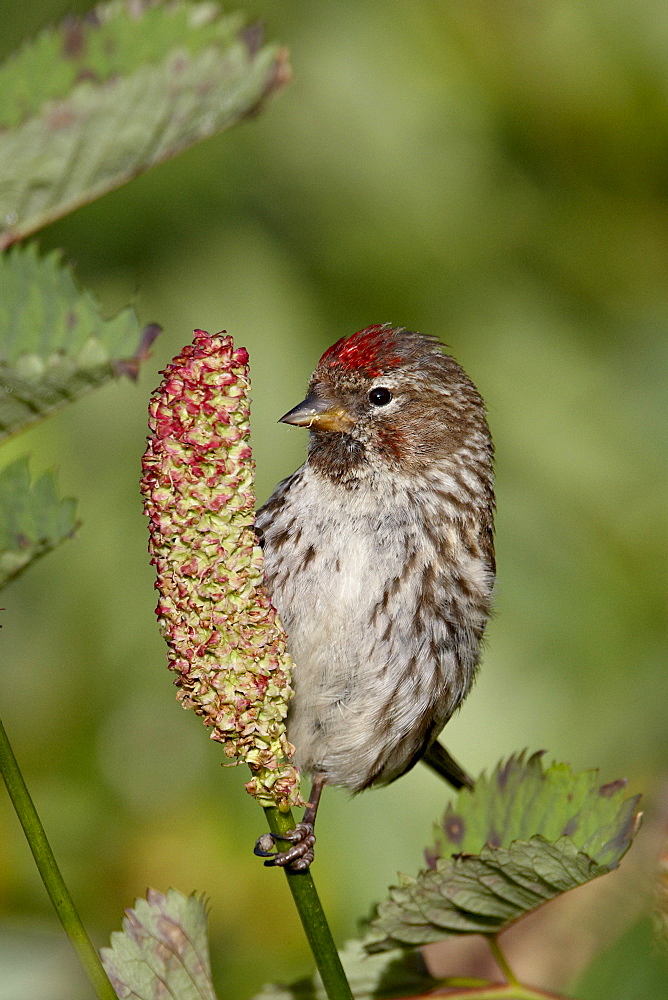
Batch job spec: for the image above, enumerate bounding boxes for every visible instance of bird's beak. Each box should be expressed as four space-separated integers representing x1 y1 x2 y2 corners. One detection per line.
279 392 355 433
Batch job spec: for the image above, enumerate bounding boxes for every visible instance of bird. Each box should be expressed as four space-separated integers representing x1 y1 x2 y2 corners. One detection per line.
253 324 495 870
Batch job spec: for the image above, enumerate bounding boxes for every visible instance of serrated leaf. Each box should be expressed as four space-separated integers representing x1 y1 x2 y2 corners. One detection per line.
0 1 290 247
0 457 77 588
252 939 440 1000
0 1 243 129
0 244 159 441
365 755 641 952
430 752 640 868
101 888 219 1000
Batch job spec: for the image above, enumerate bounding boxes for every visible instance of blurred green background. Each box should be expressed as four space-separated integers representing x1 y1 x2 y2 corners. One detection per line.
0 1 666 998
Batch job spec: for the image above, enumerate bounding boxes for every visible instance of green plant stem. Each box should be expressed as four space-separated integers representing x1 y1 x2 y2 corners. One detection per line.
442 977 497 989
410 988 569 999
0 718 118 1000
264 806 354 1000
408 938 572 999
488 934 521 988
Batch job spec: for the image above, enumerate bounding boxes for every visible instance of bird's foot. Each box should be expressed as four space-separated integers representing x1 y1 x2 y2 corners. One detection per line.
254 822 316 871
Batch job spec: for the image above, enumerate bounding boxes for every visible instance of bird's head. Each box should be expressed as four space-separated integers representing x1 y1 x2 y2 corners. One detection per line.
280 324 493 487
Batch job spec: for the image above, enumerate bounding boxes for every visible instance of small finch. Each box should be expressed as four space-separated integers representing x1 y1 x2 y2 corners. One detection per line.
254 324 495 870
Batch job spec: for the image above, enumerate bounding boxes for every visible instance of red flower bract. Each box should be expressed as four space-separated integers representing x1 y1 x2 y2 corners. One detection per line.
140 330 302 810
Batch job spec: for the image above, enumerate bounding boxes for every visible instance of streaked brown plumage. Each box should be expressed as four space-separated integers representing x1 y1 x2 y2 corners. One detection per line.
254 325 495 869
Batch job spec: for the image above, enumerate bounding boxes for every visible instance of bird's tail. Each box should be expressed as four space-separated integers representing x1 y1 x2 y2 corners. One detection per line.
422 740 474 789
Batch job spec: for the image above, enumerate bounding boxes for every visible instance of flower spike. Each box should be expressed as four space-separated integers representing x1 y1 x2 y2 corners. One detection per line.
140 330 302 810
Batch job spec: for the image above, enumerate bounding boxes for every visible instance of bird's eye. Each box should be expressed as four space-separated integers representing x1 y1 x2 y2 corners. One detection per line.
368 387 393 407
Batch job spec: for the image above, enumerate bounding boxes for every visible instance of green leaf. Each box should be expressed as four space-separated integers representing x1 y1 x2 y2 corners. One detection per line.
0 243 160 441
0 1 290 247
429 752 640 867
252 939 441 1000
0 457 77 588
0 1 243 129
365 754 641 952
101 888 219 1000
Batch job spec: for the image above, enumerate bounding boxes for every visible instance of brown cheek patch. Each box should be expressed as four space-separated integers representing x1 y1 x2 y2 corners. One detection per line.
375 423 407 461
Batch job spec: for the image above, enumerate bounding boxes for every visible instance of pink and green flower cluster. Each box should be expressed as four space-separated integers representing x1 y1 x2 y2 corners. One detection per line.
140 329 302 810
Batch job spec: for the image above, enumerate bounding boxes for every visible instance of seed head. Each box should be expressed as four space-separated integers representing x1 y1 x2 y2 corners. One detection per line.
140 329 302 810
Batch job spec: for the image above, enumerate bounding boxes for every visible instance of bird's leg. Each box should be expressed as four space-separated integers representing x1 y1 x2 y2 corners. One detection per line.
254 774 326 872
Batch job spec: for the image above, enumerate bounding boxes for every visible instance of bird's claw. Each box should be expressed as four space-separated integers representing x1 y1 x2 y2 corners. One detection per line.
253 822 316 871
